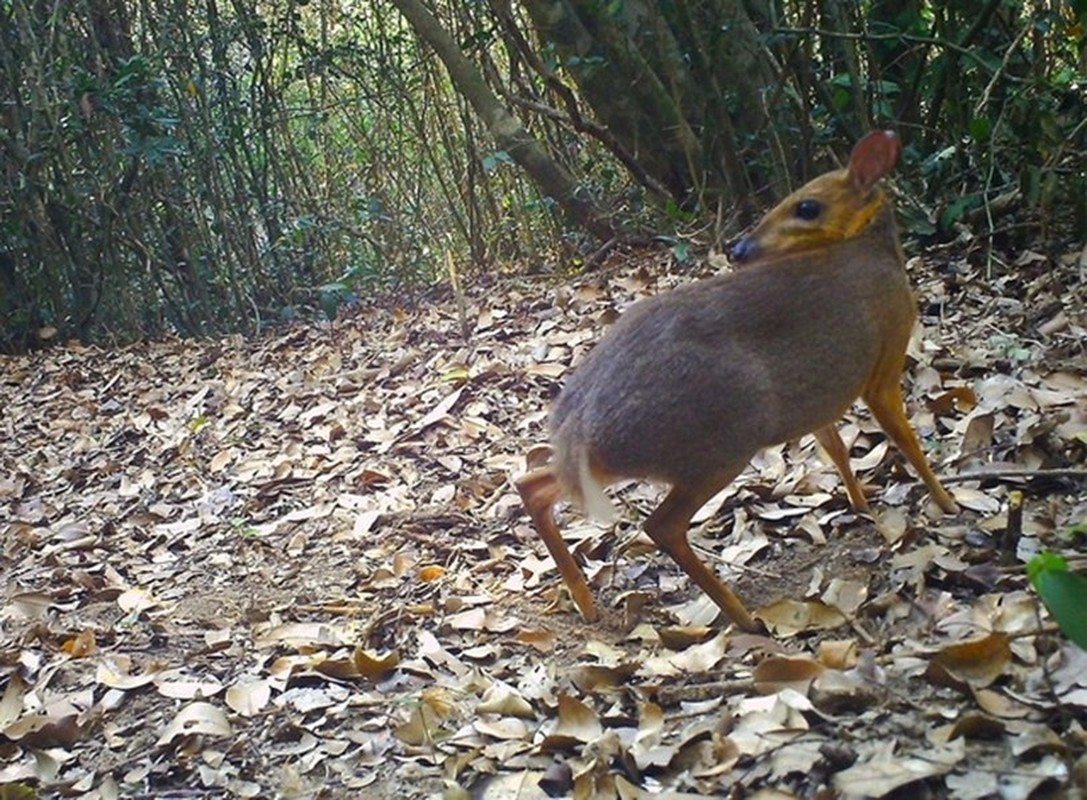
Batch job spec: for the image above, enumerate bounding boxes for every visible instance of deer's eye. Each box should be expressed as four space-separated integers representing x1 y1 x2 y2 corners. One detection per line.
795 199 822 221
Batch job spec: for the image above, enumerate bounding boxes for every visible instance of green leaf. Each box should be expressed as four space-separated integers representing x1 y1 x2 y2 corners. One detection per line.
661 200 696 224
1027 551 1067 583
1067 522 1087 540
969 117 992 144
1029 553 1087 649
939 194 981 230
670 240 691 264
1035 570 1087 649
482 150 513 174
319 282 353 321
320 294 340 322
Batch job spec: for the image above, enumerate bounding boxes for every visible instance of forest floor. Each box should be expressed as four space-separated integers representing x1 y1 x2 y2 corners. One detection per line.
2 238 1087 799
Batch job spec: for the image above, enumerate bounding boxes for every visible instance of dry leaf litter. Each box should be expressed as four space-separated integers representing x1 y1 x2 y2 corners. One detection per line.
1 242 1086 799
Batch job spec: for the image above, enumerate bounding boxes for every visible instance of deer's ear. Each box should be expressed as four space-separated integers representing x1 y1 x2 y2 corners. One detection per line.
848 130 901 193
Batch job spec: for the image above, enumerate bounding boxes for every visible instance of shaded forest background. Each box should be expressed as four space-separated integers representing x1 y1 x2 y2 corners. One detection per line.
1 0 1084 353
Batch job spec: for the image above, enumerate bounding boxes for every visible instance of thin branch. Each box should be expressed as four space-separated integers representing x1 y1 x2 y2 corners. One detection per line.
497 90 673 202
974 23 1033 116
773 26 1013 76
941 468 1087 485
484 0 673 204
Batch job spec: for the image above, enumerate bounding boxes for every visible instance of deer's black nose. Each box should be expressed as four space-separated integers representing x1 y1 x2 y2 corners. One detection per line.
730 237 760 263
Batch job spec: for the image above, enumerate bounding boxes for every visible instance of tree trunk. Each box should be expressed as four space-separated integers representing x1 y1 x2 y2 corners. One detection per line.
519 0 781 215
387 0 617 241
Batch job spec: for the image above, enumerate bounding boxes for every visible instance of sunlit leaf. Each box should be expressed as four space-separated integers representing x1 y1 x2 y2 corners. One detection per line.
926 633 1012 689
156 702 233 746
